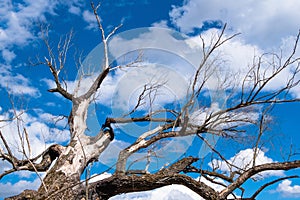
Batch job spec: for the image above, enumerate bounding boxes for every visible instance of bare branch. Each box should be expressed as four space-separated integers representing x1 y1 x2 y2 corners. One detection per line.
107 115 175 124
253 105 273 167
80 67 109 100
39 25 74 101
106 24 123 41
85 157 219 200
0 130 18 169
250 175 299 199
219 160 300 198
0 144 64 180
197 133 244 174
91 1 122 70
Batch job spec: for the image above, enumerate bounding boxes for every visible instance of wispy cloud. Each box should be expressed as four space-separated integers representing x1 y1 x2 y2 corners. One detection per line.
0 0 88 96
0 0 86 63
0 64 39 96
82 10 98 30
66 1 85 15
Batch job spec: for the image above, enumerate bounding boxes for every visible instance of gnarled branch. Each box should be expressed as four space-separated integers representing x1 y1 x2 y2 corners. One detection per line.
0 143 64 180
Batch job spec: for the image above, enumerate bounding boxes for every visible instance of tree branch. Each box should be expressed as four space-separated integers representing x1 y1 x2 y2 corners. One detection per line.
250 175 299 199
39 25 74 101
86 157 219 200
219 160 300 198
0 144 64 180
80 67 110 100
107 116 175 124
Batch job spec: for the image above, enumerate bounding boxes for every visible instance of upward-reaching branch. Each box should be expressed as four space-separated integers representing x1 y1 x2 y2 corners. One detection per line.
46 57 73 100
40 26 74 101
76 2 123 101
91 2 122 70
80 67 109 100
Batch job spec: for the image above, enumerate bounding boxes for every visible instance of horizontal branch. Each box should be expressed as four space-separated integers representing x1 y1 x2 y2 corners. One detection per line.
89 174 218 200
86 157 219 200
183 167 234 183
107 116 175 124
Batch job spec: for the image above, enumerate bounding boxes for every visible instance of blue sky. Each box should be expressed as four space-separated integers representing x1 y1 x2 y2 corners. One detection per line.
0 0 300 199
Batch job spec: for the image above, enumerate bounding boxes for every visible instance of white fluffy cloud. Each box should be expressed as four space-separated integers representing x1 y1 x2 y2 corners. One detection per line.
169 0 300 48
66 27 203 111
276 179 300 197
0 178 41 198
57 24 300 115
186 29 300 98
0 0 53 58
108 63 190 112
209 148 284 178
0 108 69 198
1 49 16 63
0 109 69 159
151 20 169 28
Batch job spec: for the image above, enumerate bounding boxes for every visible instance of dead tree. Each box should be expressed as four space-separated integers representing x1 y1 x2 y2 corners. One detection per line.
1 2 300 200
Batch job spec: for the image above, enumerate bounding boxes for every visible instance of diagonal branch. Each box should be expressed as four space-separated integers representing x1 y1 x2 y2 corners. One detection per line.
80 67 110 100
250 175 299 199
0 130 18 169
157 156 199 176
219 160 300 198
46 58 73 101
